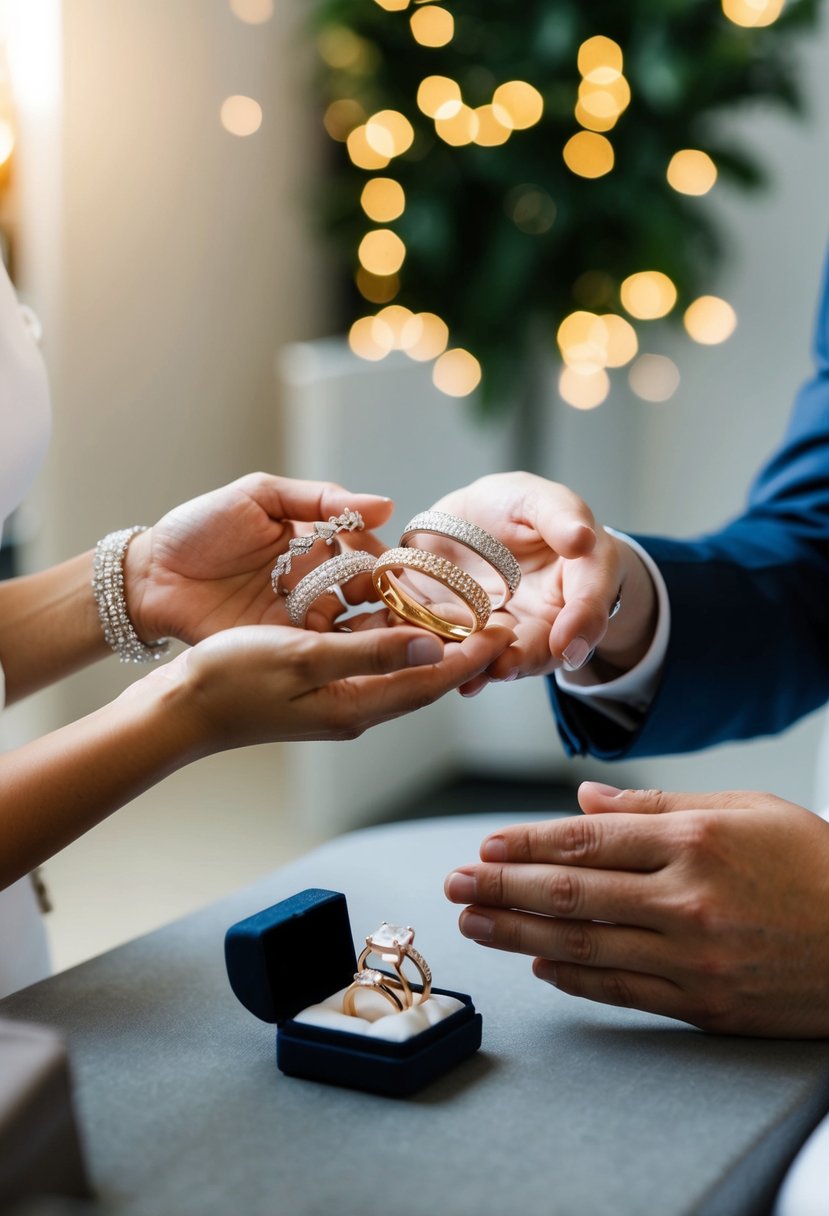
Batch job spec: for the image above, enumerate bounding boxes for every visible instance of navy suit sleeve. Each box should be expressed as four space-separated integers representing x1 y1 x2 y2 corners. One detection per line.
550 246 829 760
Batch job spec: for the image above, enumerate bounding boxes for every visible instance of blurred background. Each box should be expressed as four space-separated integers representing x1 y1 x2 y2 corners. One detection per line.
0 0 827 972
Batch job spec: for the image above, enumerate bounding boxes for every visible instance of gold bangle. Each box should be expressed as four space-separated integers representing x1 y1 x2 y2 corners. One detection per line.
372 547 491 640
399 511 521 610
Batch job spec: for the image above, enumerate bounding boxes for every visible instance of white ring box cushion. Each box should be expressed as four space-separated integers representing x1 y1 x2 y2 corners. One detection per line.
224 888 482 1097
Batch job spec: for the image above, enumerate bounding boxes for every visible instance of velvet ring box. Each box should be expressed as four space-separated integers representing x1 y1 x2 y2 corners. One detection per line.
224 887 482 1098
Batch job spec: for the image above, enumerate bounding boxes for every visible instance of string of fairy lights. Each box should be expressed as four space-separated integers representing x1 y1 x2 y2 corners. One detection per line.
221 0 787 409
321 0 787 409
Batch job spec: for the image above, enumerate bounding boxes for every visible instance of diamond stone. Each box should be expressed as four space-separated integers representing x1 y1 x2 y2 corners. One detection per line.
370 923 414 949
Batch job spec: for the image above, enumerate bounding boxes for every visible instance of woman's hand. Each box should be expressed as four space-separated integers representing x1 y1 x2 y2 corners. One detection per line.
428 472 657 692
445 783 829 1038
123 473 394 646
155 618 515 752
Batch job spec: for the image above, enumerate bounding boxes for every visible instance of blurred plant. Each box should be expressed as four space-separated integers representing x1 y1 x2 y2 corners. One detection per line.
309 0 821 416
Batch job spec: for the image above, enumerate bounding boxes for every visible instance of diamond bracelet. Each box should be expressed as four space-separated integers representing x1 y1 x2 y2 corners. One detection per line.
92 527 170 663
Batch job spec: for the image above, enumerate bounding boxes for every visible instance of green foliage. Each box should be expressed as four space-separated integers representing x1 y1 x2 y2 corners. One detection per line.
310 0 821 410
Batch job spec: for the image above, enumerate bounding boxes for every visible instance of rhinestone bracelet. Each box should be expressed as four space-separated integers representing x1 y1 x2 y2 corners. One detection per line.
92 527 170 663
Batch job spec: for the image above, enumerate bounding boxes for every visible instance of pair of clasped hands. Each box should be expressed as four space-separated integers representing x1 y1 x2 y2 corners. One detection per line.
127 469 829 1038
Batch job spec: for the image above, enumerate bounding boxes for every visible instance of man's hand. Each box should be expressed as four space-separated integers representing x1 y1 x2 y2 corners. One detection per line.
445 782 829 1037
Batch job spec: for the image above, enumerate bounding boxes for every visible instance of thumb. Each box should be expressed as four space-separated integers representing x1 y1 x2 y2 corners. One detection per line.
577 781 782 816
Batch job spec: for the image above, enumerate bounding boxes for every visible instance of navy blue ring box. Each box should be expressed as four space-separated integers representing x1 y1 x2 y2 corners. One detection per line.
225 888 482 1097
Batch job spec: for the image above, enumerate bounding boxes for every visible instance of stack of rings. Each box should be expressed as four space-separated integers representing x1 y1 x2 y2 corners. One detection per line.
274 506 521 640
342 923 432 1018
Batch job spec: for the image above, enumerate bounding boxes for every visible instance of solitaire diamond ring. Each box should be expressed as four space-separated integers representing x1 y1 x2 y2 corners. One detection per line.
342 968 406 1017
356 922 432 1007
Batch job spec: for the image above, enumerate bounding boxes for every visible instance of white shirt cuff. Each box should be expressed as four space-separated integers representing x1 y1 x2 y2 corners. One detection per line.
554 528 670 719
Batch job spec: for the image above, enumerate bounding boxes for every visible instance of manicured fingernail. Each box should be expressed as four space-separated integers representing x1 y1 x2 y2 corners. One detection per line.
407 636 443 666
562 637 592 671
503 669 519 682
460 911 494 942
460 683 486 697
480 835 507 861
445 871 477 902
582 782 623 797
542 964 559 987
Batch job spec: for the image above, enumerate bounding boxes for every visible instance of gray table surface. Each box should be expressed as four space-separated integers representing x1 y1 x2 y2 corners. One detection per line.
3 811 829 1216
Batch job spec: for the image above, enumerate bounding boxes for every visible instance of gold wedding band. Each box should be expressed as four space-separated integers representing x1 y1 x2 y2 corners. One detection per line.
399 511 521 610
372 548 491 640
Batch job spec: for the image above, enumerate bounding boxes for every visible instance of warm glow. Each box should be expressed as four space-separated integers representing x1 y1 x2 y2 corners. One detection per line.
365 109 414 158
374 305 414 350
683 296 738 344
559 365 610 410
433 349 482 397
601 314 638 366
358 229 406 276
349 316 390 362
578 72 630 121
229 0 274 22
356 268 400 303
722 0 786 27
435 103 479 146
574 102 617 133
410 6 454 47
667 149 718 195
506 185 556 235
620 271 677 320
220 95 263 137
323 98 365 141
417 75 461 118
628 354 680 402
401 312 450 361
0 118 14 166
374 0 410 9
491 81 544 130
473 105 512 146
557 311 609 372
562 131 614 178
361 177 405 222
346 125 390 170
577 36 623 77
317 27 373 72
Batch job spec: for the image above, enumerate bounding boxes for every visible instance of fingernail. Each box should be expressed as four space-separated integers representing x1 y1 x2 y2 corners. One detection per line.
541 963 559 987
460 911 494 942
480 835 507 861
445 871 477 902
562 637 592 671
582 781 623 798
407 636 443 666
460 683 486 697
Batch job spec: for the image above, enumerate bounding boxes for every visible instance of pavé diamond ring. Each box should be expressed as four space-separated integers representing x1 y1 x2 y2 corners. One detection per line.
372 547 491 640
342 968 406 1017
285 550 377 627
271 508 365 596
356 922 432 1007
399 511 521 610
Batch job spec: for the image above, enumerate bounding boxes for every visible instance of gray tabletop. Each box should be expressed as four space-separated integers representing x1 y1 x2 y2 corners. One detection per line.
3 811 829 1216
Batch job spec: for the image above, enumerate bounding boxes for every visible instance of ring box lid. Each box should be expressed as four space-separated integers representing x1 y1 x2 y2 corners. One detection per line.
225 888 357 1024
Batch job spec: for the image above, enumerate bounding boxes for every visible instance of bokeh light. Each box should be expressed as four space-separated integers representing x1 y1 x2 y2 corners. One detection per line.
433 349 482 397
563 131 614 178
358 229 407 276
559 365 611 410
620 271 677 319
435 103 479 146
374 0 410 10
401 312 450 361
229 0 273 21
491 81 544 130
667 149 717 195
0 119 14 166
361 177 405 222
346 125 390 169
349 316 389 361
628 354 680 401
220 95 263 136
410 6 454 47
473 105 512 147
416 75 461 118
577 36 623 76
683 296 738 344
323 98 365 141
365 109 414 158
722 0 786 28
356 268 400 303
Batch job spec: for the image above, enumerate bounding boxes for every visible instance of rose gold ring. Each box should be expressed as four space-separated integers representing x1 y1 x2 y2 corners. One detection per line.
356 922 432 1006
342 968 406 1017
